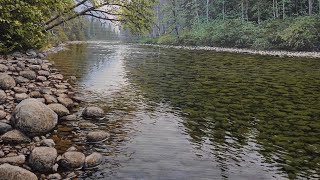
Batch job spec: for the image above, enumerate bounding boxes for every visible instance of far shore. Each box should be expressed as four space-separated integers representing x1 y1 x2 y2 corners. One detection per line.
141 43 320 59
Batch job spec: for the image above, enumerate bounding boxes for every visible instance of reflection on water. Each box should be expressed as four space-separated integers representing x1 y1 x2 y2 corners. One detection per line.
49 41 320 179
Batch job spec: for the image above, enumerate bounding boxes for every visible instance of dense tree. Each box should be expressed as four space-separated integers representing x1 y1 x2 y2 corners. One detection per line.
0 0 156 53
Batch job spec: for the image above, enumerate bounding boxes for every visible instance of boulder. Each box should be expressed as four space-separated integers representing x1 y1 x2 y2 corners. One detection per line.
0 74 16 90
47 104 69 117
84 153 104 168
0 122 12 134
29 147 57 172
0 163 37 180
82 107 104 119
0 65 8 72
0 155 25 165
0 90 6 104
87 131 110 143
20 70 36 80
11 99 58 137
58 151 85 170
1 130 30 143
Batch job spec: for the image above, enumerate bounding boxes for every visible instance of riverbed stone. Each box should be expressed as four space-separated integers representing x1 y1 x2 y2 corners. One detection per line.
11 99 58 137
29 91 42 98
36 76 47 82
13 87 28 93
47 173 61 180
47 103 69 117
0 110 6 119
0 122 12 134
59 151 85 170
29 65 41 71
87 130 110 142
40 139 55 147
0 163 38 180
20 70 37 80
15 93 29 102
38 70 50 77
0 155 25 165
60 114 77 121
82 107 104 119
0 90 6 104
85 153 103 168
43 94 57 104
0 74 16 90
0 65 8 72
15 76 30 84
29 147 57 172
1 130 31 143
57 97 74 108
79 122 98 129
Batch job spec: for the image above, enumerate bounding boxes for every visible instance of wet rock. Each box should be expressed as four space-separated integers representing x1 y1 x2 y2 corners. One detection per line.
15 93 29 102
85 153 103 168
57 97 74 108
79 122 98 129
0 155 25 165
15 76 30 84
44 94 57 104
0 163 37 180
40 139 55 147
60 114 76 121
29 147 57 172
0 65 8 72
0 90 6 104
20 70 37 80
47 173 61 180
59 151 85 170
82 107 104 119
47 104 69 117
87 131 110 143
11 99 58 137
13 87 28 93
0 122 12 134
0 74 16 90
0 110 6 119
1 130 31 143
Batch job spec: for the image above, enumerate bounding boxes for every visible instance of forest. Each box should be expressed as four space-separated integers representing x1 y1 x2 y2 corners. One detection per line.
142 0 320 51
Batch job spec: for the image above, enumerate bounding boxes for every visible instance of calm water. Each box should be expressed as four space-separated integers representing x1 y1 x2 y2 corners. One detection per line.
48 42 320 180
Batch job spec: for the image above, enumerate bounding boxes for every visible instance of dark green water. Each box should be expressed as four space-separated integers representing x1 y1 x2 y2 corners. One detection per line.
49 42 320 180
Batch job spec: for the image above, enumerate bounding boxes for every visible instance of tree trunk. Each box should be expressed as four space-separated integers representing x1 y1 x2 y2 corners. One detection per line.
282 0 285 19
309 0 313 15
222 0 225 21
206 0 209 23
258 3 261 24
273 0 276 18
241 1 244 21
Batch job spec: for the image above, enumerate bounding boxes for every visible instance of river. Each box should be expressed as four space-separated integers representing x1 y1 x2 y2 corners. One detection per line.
48 41 320 180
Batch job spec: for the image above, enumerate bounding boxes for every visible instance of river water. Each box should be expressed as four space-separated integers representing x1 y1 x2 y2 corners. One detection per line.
48 41 320 180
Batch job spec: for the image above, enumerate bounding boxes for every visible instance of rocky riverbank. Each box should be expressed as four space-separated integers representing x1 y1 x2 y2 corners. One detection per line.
142 44 320 58
0 50 108 179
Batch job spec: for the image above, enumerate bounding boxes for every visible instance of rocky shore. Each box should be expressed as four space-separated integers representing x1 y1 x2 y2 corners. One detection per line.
0 50 108 180
142 44 320 58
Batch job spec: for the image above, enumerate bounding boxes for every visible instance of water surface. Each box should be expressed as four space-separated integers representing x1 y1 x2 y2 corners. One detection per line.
49 41 320 180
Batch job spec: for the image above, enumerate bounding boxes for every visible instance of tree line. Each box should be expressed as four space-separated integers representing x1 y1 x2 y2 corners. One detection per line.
142 0 320 51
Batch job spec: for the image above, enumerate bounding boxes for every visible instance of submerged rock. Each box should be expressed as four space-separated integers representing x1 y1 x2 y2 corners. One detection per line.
0 74 16 90
82 107 104 119
59 151 85 170
0 163 38 180
29 147 57 172
85 153 104 168
11 99 58 137
86 130 110 143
